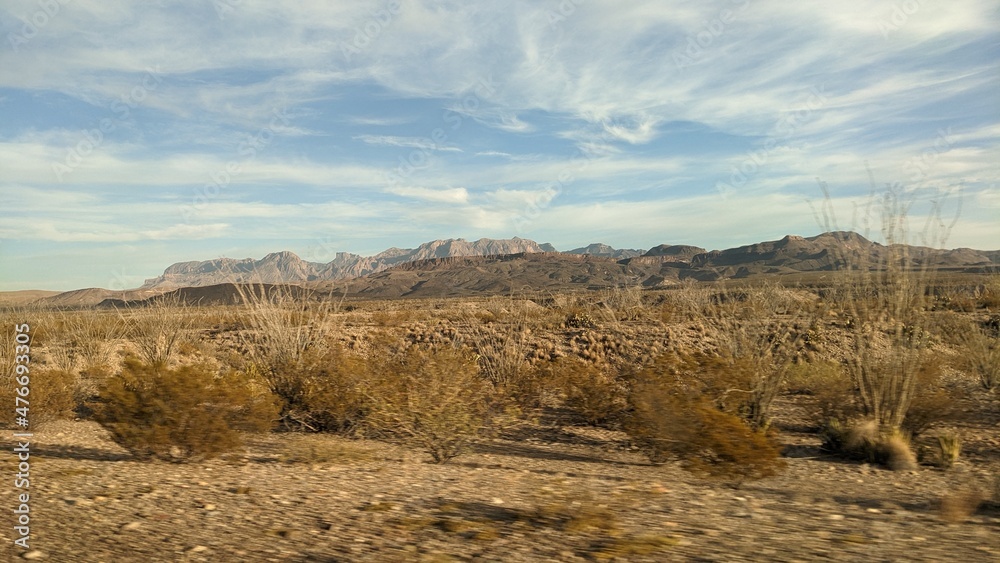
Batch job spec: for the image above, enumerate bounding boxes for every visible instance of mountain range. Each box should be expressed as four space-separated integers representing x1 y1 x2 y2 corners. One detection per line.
140 232 1000 292
7 232 997 307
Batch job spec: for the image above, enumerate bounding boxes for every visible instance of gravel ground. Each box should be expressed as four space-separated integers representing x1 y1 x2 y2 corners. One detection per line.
1 418 997 562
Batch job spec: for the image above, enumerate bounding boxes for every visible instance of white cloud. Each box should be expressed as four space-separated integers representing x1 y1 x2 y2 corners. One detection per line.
386 186 469 204
353 134 462 152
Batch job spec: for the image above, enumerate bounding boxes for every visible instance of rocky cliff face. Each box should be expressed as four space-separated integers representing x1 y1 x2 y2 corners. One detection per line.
567 243 644 259
142 238 552 289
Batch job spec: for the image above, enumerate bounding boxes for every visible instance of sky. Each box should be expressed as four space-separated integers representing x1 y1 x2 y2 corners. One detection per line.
0 0 998 291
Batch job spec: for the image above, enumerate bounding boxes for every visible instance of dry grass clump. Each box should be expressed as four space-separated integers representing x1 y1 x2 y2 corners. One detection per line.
921 433 962 468
364 346 498 463
624 356 786 484
821 419 918 470
93 357 279 461
598 285 646 323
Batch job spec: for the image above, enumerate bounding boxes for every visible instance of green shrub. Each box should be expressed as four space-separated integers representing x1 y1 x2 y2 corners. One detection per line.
364 346 496 463
93 358 279 461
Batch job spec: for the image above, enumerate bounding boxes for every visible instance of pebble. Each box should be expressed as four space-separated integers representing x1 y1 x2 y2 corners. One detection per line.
829 514 845 521
121 522 142 531
21 551 46 560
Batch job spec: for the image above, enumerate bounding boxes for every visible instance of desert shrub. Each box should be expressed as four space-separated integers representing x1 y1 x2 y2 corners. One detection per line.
821 419 918 470
364 346 496 463
815 182 943 431
31 368 78 424
93 358 279 461
234 284 350 430
565 310 597 329
786 360 861 424
118 294 192 367
647 350 786 431
247 345 369 433
625 362 785 484
462 295 533 388
599 285 645 323
700 282 806 430
901 358 964 437
55 310 123 373
540 358 626 425
957 322 1000 390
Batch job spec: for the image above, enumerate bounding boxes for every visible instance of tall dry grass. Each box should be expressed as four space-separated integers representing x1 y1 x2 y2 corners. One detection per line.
461 294 533 389
117 293 192 367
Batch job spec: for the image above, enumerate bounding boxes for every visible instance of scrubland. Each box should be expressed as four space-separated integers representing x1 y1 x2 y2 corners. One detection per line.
1 272 998 561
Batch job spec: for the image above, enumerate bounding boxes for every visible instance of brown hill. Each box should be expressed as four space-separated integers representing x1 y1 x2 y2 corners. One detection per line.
0 290 61 306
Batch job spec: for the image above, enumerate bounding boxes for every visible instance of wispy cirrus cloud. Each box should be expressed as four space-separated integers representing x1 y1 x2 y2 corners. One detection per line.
0 0 996 291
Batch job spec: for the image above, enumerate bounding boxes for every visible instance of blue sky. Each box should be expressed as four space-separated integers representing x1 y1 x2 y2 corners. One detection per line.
0 0 998 291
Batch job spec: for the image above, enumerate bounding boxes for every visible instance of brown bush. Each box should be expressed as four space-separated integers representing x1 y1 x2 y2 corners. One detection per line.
957 322 1000 390
93 358 279 461
540 357 626 425
256 345 370 433
625 367 785 485
901 358 963 437
364 346 498 463
3 368 77 426
786 360 861 425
